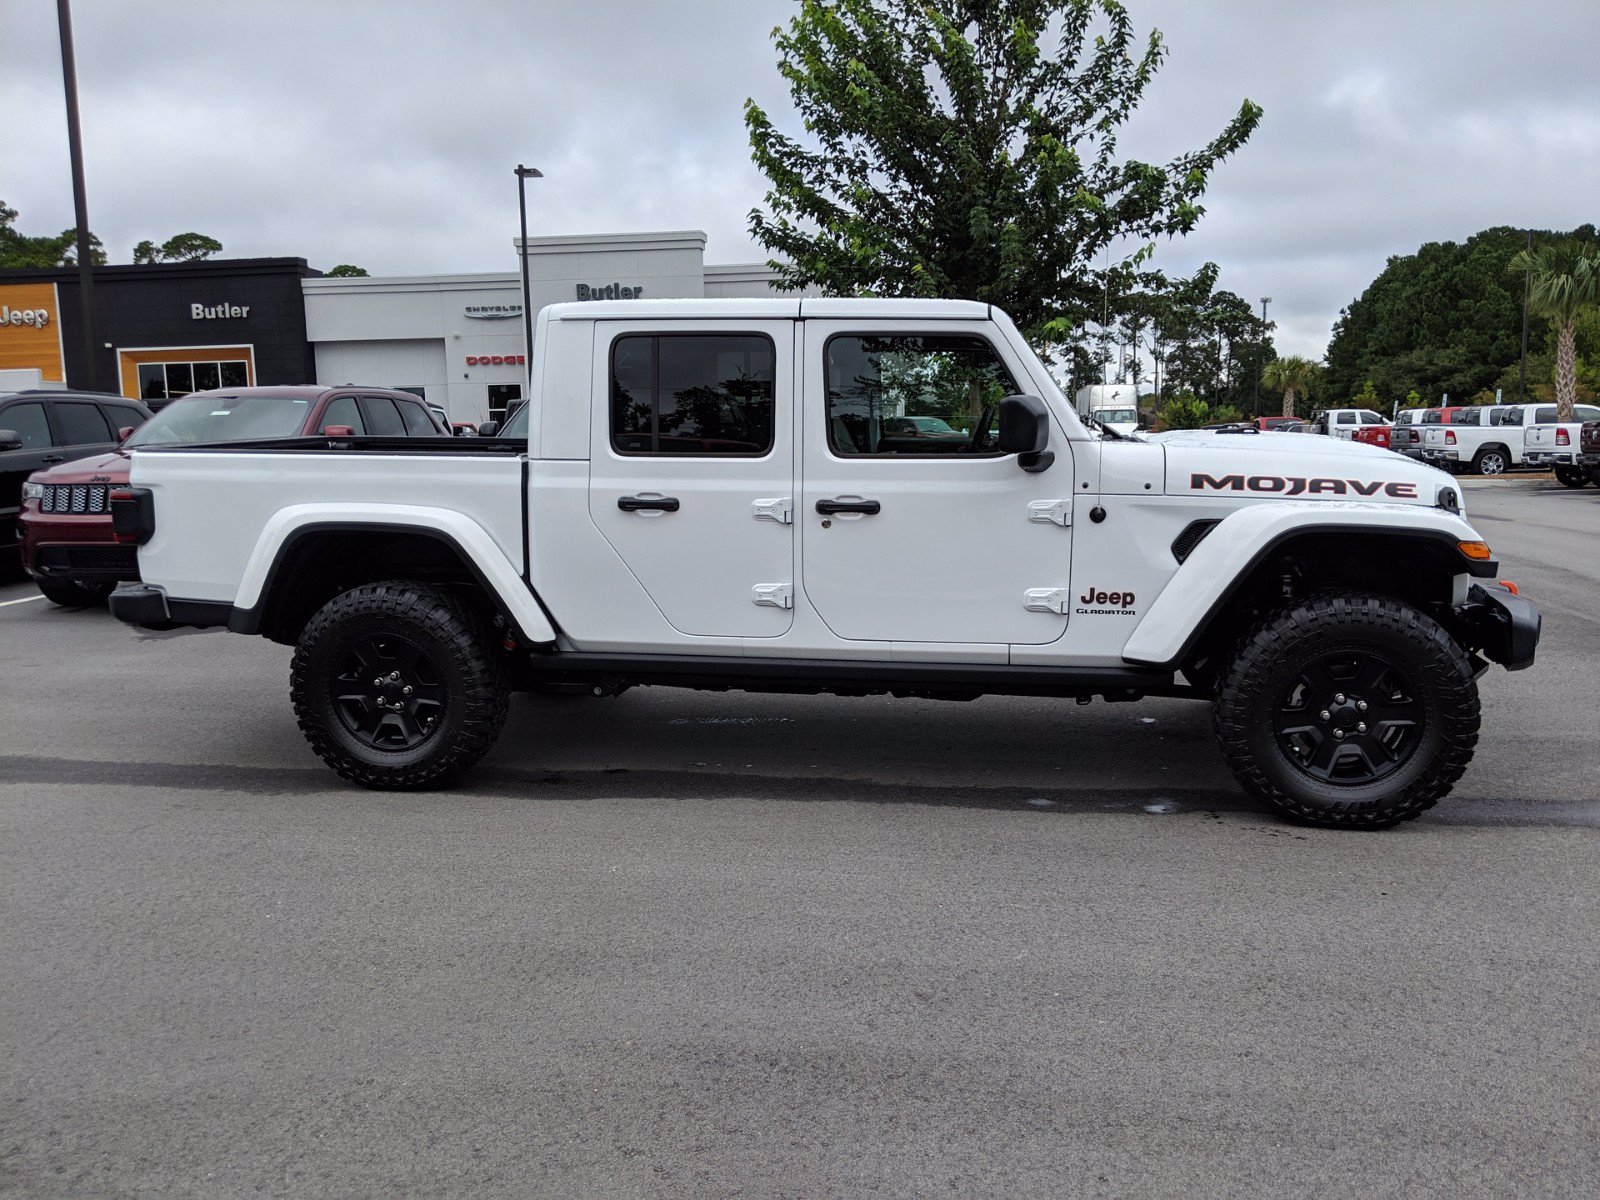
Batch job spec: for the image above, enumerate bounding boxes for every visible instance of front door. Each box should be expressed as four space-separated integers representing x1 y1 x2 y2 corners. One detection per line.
799 323 1076 645
587 321 795 638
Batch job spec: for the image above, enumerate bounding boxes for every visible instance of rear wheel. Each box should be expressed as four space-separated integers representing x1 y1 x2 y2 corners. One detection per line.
291 581 510 789
1214 593 1479 829
1554 466 1588 488
1471 446 1509 476
36 578 115 608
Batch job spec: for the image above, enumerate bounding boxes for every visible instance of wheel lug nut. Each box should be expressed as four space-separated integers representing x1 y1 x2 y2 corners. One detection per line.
1334 729 1346 739
1319 709 1331 722
403 686 413 695
1357 700 1368 712
373 678 383 687
1335 693 1346 704
1357 722 1367 733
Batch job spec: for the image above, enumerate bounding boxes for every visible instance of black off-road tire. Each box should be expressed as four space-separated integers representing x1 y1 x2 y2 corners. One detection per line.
291 581 510 789
1214 593 1480 830
1554 466 1588 488
36 577 115 608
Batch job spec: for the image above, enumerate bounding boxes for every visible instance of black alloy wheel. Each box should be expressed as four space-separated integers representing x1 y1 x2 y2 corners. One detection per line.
1554 466 1588 488
291 581 510 789
333 633 447 750
1273 650 1422 785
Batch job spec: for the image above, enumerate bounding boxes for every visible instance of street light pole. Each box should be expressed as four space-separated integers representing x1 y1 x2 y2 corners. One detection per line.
1256 296 1273 416
56 0 100 391
1517 229 1531 404
514 165 543 379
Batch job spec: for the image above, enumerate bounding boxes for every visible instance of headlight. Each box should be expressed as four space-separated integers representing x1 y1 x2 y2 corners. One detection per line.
21 482 44 501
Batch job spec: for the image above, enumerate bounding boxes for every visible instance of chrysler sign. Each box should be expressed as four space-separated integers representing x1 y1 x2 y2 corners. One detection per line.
465 304 522 320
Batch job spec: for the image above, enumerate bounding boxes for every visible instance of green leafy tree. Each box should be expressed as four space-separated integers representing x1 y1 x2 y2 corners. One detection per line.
1507 238 1600 422
1403 389 1424 409
1157 393 1209 430
132 232 223 264
325 263 369 277
745 0 1262 377
1262 354 1318 418
0 199 105 267
1352 379 1379 408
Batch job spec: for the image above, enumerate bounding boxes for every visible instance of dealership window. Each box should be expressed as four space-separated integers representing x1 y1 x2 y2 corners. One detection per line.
610 334 775 456
487 384 521 426
135 358 251 401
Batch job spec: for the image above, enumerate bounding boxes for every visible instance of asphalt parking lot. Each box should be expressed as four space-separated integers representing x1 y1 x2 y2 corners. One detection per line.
3 478 1597 1198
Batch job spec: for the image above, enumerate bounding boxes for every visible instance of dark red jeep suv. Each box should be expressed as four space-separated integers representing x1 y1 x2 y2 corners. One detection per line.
19 385 446 606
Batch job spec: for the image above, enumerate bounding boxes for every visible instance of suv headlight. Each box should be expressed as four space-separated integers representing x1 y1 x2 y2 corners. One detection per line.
21 482 44 501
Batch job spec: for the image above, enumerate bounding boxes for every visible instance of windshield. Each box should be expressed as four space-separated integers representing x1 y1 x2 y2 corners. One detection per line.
1094 408 1137 424
127 393 313 446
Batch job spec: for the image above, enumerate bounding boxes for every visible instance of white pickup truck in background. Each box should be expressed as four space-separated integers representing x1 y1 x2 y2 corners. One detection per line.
1421 404 1535 476
105 298 1539 830
1524 405 1600 486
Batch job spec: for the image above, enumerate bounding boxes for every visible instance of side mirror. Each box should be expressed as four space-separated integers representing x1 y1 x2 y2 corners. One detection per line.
996 394 1053 473
0 429 21 452
117 426 135 443
322 425 355 437
475 420 500 438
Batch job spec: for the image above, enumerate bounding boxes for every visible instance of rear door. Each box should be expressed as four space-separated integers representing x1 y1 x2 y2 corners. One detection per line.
587 320 795 638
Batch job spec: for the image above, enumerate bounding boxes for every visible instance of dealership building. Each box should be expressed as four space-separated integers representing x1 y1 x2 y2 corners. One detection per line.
2 231 801 425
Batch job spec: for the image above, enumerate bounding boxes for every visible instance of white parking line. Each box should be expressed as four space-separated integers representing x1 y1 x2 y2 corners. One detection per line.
0 594 44 607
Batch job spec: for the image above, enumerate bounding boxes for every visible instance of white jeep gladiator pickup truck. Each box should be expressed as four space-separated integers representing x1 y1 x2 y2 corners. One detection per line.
107 299 1540 829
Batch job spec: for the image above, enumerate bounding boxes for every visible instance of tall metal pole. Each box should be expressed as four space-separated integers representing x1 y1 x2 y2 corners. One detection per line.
57 0 99 391
514 165 542 382
1517 229 1532 404
1256 296 1272 417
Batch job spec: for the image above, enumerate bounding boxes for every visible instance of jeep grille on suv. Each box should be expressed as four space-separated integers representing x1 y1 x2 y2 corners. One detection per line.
38 484 112 515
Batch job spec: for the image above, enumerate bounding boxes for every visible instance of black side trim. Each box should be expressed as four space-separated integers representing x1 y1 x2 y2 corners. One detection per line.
108 584 230 630
524 652 1195 700
1171 519 1220 563
226 521 552 644
1124 523 1499 671
132 436 524 457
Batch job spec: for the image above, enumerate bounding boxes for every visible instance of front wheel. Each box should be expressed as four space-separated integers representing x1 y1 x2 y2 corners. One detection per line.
291 581 510 789
1554 466 1589 488
1214 594 1480 829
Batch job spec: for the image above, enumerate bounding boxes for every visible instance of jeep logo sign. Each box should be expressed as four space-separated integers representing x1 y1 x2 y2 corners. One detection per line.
0 305 50 328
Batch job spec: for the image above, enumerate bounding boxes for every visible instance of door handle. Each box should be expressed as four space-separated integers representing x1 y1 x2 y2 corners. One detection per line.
618 495 680 512
42 454 66 463
815 498 880 515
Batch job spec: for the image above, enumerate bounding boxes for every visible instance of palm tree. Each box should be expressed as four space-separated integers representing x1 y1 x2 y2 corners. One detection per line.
1508 239 1600 422
1262 355 1318 418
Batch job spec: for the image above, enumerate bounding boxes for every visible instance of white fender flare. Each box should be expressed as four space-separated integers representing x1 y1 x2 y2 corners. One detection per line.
235 502 558 646
1120 501 1489 668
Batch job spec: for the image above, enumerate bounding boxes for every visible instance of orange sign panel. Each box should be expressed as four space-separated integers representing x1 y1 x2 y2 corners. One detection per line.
0 282 65 382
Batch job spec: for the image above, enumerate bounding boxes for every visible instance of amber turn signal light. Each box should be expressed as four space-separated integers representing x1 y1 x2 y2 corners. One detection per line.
1457 540 1492 560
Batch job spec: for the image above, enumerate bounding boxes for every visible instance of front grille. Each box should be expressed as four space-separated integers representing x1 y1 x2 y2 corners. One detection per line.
38 483 112 515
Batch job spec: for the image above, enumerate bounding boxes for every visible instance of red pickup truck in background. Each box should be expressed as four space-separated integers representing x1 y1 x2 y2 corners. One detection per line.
19 385 446 606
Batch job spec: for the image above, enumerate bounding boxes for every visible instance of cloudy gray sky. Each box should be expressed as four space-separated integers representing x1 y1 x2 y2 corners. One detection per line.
2 0 1596 358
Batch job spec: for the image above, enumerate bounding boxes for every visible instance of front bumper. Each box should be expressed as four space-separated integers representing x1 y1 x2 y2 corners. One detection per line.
1454 582 1541 671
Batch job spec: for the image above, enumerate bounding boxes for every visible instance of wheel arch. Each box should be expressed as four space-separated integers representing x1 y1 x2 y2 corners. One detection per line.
1122 506 1496 676
232 509 557 647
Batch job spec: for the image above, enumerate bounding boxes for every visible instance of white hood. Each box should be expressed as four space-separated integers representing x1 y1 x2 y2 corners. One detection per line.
1151 429 1456 507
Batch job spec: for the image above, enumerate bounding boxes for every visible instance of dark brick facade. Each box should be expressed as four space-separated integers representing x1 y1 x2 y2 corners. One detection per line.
0 258 320 394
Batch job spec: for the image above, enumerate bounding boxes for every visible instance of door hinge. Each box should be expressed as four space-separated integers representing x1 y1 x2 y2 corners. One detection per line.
1023 588 1072 615
752 583 794 609
752 497 793 524
1028 499 1073 526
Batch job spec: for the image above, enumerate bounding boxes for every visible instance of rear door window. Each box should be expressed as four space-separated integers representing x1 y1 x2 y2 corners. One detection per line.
99 404 148 434
361 395 406 436
1 402 53 448
55 401 114 445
